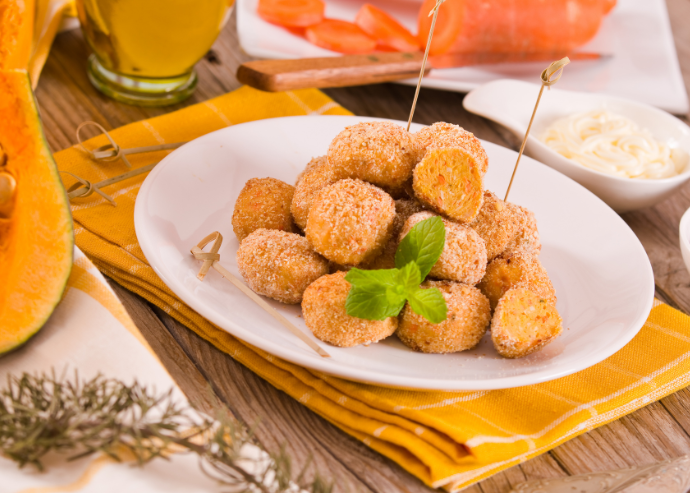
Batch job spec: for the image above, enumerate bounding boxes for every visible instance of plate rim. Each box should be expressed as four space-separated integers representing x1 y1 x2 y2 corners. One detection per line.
134 114 655 391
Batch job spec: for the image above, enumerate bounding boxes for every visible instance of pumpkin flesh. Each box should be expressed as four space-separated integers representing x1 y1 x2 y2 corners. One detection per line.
0 0 34 70
0 69 73 354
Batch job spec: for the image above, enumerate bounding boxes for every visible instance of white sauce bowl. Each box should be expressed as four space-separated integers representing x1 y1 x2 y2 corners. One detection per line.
463 79 690 213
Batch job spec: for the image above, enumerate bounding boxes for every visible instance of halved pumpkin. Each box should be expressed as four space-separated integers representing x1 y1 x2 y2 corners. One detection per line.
0 69 73 354
0 0 34 70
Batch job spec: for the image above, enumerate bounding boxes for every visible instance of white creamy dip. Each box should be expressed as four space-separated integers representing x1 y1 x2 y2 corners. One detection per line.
541 110 689 179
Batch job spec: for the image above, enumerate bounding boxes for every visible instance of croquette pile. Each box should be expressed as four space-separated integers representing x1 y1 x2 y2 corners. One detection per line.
232 121 563 359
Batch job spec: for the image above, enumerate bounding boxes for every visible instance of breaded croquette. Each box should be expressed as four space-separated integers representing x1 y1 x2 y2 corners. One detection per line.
413 147 484 224
328 121 419 189
414 122 489 176
503 204 542 256
400 212 487 285
478 251 556 310
291 156 347 230
232 177 296 243
302 271 397 347
362 199 426 270
397 281 490 353
306 179 396 266
236 229 328 304
470 191 522 261
491 288 562 358
295 155 329 186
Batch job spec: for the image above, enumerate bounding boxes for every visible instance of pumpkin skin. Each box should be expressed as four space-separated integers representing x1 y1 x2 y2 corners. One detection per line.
0 69 74 354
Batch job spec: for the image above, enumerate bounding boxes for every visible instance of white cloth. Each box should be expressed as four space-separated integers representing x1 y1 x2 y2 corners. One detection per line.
0 247 223 493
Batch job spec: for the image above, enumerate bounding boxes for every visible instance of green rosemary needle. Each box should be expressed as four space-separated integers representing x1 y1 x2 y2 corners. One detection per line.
0 371 331 493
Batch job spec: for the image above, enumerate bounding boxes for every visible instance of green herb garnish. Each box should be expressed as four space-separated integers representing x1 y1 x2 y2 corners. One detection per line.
0 371 332 493
345 216 448 324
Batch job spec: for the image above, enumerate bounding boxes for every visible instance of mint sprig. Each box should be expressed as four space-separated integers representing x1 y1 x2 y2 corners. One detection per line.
345 216 448 323
395 215 445 278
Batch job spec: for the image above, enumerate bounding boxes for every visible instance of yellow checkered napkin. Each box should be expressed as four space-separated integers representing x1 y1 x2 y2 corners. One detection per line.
55 86 690 492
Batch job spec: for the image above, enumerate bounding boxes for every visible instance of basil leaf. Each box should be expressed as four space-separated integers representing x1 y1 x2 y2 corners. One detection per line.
395 216 445 279
407 287 448 324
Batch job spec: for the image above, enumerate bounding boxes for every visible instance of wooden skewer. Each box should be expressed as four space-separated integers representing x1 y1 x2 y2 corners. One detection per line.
64 121 187 206
66 162 158 201
191 232 331 359
407 0 444 132
76 121 186 167
91 142 184 160
504 57 570 202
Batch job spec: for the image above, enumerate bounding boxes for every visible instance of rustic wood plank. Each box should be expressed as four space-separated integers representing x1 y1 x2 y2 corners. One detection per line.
661 388 690 434
152 303 436 493
106 280 223 416
323 83 515 149
551 401 690 476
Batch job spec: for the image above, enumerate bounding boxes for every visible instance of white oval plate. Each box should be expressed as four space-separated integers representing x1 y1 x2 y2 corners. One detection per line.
134 115 654 391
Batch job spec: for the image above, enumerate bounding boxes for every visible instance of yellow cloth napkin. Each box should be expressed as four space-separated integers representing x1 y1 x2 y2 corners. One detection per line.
54 86 690 492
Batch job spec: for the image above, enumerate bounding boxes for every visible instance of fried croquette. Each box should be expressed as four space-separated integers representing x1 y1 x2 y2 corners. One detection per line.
362 199 427 270
397 281 490 353
400 212 487 285
327 121 420 189
295 155 329 186
232 178 296 243
413 147 484 224
414 122 489 176
306 179 396 266
491 288 562 359
478 251 556 310
302 271 397 347
236 229 328 304
291 157 347 230
503 205 542 256
470 191 522 261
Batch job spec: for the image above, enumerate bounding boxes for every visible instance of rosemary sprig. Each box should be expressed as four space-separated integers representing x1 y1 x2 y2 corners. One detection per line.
0 371 331 493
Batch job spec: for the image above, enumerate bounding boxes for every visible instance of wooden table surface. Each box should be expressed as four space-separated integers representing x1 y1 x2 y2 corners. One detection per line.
36 1 690 491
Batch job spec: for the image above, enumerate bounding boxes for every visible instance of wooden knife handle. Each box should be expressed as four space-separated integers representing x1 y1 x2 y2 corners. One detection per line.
236 52 428 92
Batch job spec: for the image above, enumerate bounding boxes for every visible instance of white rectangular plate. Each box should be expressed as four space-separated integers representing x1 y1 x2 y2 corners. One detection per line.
236 0 689 114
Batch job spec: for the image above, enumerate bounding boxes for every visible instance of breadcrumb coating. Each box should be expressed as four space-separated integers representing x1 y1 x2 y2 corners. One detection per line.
414 122 489 176
232 178 296 243
302 271 397 347
470 190 521 261
362 199 426 270
327 122 420 189
237 229 328 304
295 155 329 186
503 204 542 256
413 147 484 224
478 251 557 310
306 179 396 266
491 288 562 359
400 212 487 285
291 156 347 230
397 281 490 353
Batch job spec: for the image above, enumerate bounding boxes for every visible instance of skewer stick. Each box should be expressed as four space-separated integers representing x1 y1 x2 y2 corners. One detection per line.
65 121 187 206
76 121 186 167
191 232 331 359
66 162 158 201
406 0 445 131
504 57 570 202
